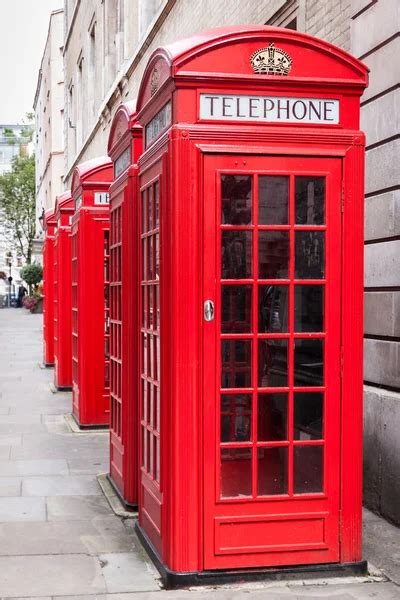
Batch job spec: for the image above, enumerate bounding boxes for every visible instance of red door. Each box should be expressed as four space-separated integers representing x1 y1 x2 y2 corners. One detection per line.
203 153 342 570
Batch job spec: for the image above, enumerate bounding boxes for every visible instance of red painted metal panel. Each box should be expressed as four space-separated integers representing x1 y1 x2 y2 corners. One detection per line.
107 102 143 508
134 26 368 578
71 157 113 427
43 209 56 366
53 191 74 389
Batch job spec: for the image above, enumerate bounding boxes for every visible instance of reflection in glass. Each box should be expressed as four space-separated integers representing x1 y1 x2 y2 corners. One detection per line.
258 447 288 495
294 339 323 386
222 231 252 279
295 176 325 225
294 392 323 440
142 240 147 280
294 445 323 493
258 340 288 387
259 231 289 279
259 285 288 333
221 394 252 442
221 448 252 498
221 175 252 225
221 340 252 388
258 393 287 441
259 175 289 225
222 285 252 333
294 285 324 332
295 231 325 279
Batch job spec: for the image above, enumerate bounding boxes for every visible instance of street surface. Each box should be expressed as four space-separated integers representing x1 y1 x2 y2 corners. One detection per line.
0 308 399 599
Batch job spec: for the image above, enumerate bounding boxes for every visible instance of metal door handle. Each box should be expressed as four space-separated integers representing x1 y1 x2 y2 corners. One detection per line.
204 300 214 321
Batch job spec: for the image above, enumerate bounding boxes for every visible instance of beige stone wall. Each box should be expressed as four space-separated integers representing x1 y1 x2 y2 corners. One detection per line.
34 9 65 213
63 0 351 184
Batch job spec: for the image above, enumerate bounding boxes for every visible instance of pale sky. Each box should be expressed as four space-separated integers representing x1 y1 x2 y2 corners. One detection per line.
0 0 63 124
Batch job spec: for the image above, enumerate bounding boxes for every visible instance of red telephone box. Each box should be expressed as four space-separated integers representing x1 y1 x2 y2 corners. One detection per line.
135 27 368 586
53 191 74 390
43 208 56 367
71 157 113 428
107 101 143 509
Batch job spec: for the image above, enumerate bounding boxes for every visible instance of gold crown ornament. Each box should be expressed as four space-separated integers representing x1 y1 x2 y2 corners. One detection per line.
250 43 293 76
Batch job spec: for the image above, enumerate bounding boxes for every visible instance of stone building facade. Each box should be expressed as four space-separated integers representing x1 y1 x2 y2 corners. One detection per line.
351 0 400 524
33 9 65 221
62 0 351 185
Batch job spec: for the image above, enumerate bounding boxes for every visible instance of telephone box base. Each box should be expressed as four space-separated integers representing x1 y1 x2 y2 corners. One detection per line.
71 413 109 431
40 363 54 369
135 523 368 590
55 384 72 392
106 474 138 512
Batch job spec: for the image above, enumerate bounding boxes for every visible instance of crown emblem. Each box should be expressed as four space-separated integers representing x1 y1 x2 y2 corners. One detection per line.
150 68 160 96
250 43 292 75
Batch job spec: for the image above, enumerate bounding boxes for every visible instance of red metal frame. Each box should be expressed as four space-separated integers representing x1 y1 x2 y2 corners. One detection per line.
135 26 368 583
107 102 143 508
71 157 113 428
43 209 57 367
53 191 74 390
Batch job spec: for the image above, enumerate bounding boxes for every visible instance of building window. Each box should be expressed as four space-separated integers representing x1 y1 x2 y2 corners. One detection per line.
266 0 298 30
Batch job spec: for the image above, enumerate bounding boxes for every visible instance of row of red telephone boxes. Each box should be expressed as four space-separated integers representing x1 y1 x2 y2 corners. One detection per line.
43 101 141 508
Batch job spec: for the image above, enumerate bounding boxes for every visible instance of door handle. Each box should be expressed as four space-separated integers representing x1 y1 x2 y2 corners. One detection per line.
204 300 214 322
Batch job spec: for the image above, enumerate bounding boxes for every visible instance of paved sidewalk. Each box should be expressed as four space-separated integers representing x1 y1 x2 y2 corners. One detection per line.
0 309 399 599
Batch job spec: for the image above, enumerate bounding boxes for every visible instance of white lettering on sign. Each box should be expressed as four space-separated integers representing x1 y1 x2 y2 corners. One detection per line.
199 94 339 124
75 195 82 211
145 101 172 147
94 192 110 206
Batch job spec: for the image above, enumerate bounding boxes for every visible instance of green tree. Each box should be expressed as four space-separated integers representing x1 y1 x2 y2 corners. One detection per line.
0 154 36 263
20 263 43 295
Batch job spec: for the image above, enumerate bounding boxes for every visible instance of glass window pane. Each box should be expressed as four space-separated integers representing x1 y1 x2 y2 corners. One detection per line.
221 448 252 498
259 231 289 279
148 186 153 231
294 392 323 440
221 175 252 225
259 285 288 333
294 285 324 332
142 191 147 233
258 340 288 387
154 181 159 228
221 340 252 388
258 393 287 441
295 176 325 225
294 446 323 493
294 339 323 387
222 231 252 279
258 447 288 496
222 285 252 333
142 286 147 329
221 394 252 442
295 231 325 279
155 234 160 278
142 239 147 280
259 175 289 225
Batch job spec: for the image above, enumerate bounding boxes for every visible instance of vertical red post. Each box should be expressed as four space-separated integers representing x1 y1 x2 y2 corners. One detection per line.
70 157 113 428
133 27 369 587
43 209 56 367
107 102 143 508
53 191 74 390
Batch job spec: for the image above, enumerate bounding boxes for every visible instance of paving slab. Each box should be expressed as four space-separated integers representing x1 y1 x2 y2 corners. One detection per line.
0 554 106 597
46 495 114 521
0 496 46 522
98 552 160 593
0 517 135 555
0 477 22 497
22 475 102 496
0 458 69 477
